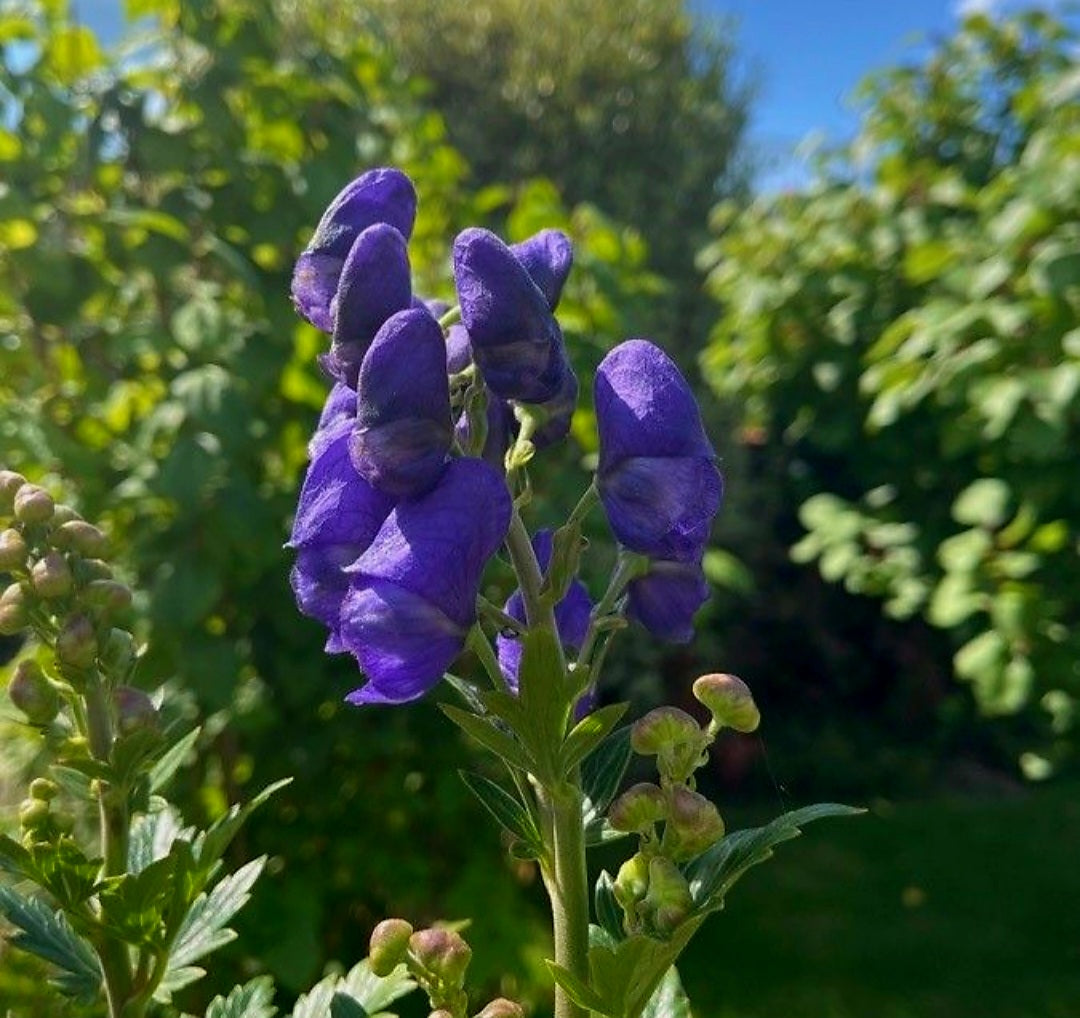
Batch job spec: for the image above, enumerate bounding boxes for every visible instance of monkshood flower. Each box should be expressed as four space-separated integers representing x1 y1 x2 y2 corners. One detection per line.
288 410 395 653
594 340 722 561
496 529 592 687
511 229 574 310
350 307 453 497
340 457 512 704
626 553 710 645
453 227 572 403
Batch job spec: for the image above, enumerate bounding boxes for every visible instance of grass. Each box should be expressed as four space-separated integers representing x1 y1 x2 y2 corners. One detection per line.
680 781 1080 1018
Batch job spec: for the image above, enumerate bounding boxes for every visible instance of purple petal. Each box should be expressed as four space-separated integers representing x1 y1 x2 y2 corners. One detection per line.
349 308 452 497
292 168 417 332
312 383 356 448
531 364 578 450
453 227 566 402
511 229 574 310
446 323 472 374
627 557 710 644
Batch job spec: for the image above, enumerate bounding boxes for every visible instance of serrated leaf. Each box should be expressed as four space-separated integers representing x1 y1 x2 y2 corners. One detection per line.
97 851 181 947
459 771 543 856
0 885 102 998
561 702 628 777
149 726 201 793
206 976 277 1018
641 966 692 1018
291 960 416 1018
129 804 192 874
440 704 535 773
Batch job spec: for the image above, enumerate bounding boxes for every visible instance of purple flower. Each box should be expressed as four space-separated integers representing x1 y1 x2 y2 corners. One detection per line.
511 229 574 310
594 340 722 561
340 458 512 704
349 308 453 497
497 530 592 688
530 367 579 450
288 409 395 651
453 227 571 403
626 554 710 645
445 322 472 374
292 168 416 334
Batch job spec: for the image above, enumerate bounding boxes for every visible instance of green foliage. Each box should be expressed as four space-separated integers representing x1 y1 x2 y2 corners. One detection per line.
289 960 416 1018
701 9 1080 772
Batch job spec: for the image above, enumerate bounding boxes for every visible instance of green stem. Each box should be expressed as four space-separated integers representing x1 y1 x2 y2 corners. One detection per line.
574 551 642 676
438 305 462 329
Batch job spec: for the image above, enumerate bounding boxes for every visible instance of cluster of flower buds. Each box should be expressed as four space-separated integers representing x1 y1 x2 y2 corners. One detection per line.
15 776 72 847
368 919 523 1018
609 673 759 938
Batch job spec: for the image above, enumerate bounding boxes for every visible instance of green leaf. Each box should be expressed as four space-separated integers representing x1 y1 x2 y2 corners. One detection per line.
0 885 102 998
541 519 585 602
0 833 33 879
561 702 628 777
641 966 692 1018
149 726 202 793
594 869 624 942
952 478 1011 528
129 804 190 874
440 703 535 773
515 626 572 782
206 976 277 1018
28 839 101 910
291 960 416 1018
194 778 291 873
581 724 633 826
459 771 543 857
97 851 181 947
684 803 863 910
547 960 612 1016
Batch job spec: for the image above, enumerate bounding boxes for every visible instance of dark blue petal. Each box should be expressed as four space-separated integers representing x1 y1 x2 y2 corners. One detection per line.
627 557 710 644
349 308 452 497
511 229 573 309
446 322 472 374
292 168 417 332
312 383 356 447
453 227 565 402
531 363 578 450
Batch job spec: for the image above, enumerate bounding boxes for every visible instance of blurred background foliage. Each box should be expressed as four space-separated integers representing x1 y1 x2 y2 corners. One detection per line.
0 0 1077 1015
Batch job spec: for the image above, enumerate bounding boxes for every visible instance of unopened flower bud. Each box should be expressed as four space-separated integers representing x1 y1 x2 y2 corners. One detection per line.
409 927 472 985
112 685 158 735
369 918 414 976
51 520 108 557
99 628 136 677
31 551 73 598
8 660 59 724
475 999 525 1018
83 580 133 617
29 778 58 801
665 786 725 861
0 470 27 515
19 797 50 831
613 852 650 913
13 485 54 525
608 783 666 834
50 505 81 526
631 706 708 783
692 673 760 733
429 1011 454 1018
640 856 693 936
56 614 98 671
0 529 28 571
62 735 89 757
73 558 113 583
0 582 29 636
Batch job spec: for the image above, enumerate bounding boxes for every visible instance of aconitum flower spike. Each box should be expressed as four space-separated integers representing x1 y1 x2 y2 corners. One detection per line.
453 227 569 402
594 340 722 561
340 457 512 704
497 530 592 687
289 413 395 648
349 308 453 497
291 168 416 333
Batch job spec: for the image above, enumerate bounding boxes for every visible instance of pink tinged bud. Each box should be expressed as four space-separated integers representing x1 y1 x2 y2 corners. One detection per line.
641 856 693 936
476 999 525 1018
369 918 414 976
429 1011 454 1018
111 686 159 735
51 520 109 557
0 471 27 514
409 927 472 985
613 852 650 913
74 558 113 583
8 660 59 724
608 782 667 834
13 485 54 525
0 581 29 635
0 529 28 571
99 628 137 677
83 580 133 616
665 786 725 861
31 551 73 598
692 673 760 732
56 615 98 671
630 706 708 783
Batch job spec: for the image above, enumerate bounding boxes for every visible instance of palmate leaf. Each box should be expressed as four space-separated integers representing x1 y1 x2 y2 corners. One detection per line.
291 960 416 1018
0 884 102 999
205 975 277 1018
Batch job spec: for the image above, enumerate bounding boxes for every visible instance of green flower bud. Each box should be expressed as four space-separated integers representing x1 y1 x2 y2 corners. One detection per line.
51 520 108 557
13 485 54 525
29 778 59 801
8 660 59 724
0 582 29 636
409 927 472 986
640 856 693 936
664 786 725 861
608 782 667 834
630 706 708 784
61 735 90 757
369 918 414 977
31 551 73 598
0 471 27 515
112 685 159 735
613 852 650 914
0 529 28 571
56 614 98 671
18 798 50 832
475 999 525 1018
692 673 760 733
99 628 137 677
83 580 133 616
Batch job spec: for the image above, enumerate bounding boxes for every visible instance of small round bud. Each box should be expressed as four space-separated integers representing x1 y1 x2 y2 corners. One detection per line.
692 673 760 733
608 783 667 834
409 927 472 985
19 798 50 831
613 852 650 913
8 660 59 724
62 735 90 757
0 529 28 571
112 686 159 735
99 628 137 677
0 471 27 515
475 999 525 1018
73 558 113 584
82 580 133 616
640 856 693 936
51 520 108 557
664 786 725 861
50 505 81 526
631 706 708 784
0 582 29 636
369 918 414 977
29 778 59 801
13 485 54 525
56 614 98 671
31 551 73 598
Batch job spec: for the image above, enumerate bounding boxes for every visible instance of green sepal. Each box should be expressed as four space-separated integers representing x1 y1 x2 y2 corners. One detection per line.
561 702 628 777
205 975 277 1018
547 959 613 1017
440 703 535 773
459 770 544 859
